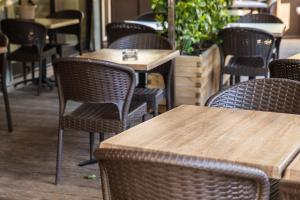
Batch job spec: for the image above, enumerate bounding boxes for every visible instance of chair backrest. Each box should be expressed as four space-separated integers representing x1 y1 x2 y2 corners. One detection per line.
106 22 157 46
218 27 275 64
49 9 84 35
53 57 136 120
238 14 283 23
135 11 167 21
109 33 172 49
1 19 47 50
269 59 300 81
97 149 270 200
206 78 300 114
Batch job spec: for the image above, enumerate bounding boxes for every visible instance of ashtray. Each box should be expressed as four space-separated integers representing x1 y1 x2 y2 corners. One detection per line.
122 49 138 60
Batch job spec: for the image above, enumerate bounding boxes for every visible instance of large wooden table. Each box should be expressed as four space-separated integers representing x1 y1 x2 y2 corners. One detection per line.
34 18 79 30
81 49 180 72
227 22 286 37
288 53 300 59
99 105 300 179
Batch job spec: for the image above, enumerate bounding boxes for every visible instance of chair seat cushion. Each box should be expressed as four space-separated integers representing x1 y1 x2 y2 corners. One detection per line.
133 88 164 108
8 45 57 62
223 57 268 76
61 101 147 133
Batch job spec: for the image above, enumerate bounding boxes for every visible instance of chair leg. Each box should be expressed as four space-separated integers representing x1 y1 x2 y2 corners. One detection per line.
37 59 43 96
2 83 12 132
235 76 240 84
152 101 159 117
31 62 35 80
22 62 27 85
55 128 64 185
89 132 94 160
219 73 224 91
99 133 104 142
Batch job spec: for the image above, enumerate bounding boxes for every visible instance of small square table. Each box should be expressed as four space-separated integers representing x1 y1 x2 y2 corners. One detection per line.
34 18 80 30
226 22 286 37
98 105 300 179
81 49 179 72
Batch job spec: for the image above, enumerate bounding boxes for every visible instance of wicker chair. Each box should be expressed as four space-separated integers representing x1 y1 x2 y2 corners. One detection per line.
238 14 283 59
106 22 157 46
280 181 300 200
269 59 300 81
48 9 84 57
96 149 270 200
1 19 57 95
109 33 173 115
218 27 275 90
0 33 12 132
206 78 300 114
53 57 147 184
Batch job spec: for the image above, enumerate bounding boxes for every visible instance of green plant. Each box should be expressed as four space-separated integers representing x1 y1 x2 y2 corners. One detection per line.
151 0 235 54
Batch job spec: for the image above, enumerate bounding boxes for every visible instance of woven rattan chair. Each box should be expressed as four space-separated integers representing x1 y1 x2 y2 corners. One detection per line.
269 59 300 81
96 148 270 200
206 78 300 114
1 19 57 95
280 181 300 200
48 9 84 57
238 14 283 59
0 33 12 132
106 22 157 46
53 57 147 184
109 33 173 115
218 27 275 90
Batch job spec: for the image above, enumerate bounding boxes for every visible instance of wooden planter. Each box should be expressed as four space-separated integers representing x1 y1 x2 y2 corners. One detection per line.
175 44 228 106
148 44 229 106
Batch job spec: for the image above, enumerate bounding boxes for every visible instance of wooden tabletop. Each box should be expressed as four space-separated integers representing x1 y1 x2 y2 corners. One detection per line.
283 155 300 182
227 9 251 16
81 49 179 72
227 23 286 37
34 18 79 29
99 105 300 179
124 20 163 31
288 53 300 59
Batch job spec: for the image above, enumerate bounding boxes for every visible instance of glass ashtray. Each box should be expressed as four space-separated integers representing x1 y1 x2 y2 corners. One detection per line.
122 49 138 60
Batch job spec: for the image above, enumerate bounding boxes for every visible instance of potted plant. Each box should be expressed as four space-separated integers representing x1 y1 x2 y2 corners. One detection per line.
150 0 236 105
18 0 37 19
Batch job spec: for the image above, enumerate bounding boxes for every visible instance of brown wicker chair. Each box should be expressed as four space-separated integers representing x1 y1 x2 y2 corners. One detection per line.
96 148 270 200
0 32 12 132
1 19 57 95
269 59 300 81
106 22 157 46
53 57 147 184
109 33 173 115
48 9 84 57
218 27 275 89
280 181 300 200
238 14 283 59
206 78 300 114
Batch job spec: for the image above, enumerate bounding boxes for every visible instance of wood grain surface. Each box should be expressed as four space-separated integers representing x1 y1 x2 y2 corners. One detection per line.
34 18 79 29
81 49 179 72
227 23 286 37
99 105 300 179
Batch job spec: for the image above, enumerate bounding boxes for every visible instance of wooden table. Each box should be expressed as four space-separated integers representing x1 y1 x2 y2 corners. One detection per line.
227 23 286 37
283 156 300 182
34 18 79 30
99 105 300 179
124 20 163 31
227 9 251 16
288 53 300 59
81 49 179 72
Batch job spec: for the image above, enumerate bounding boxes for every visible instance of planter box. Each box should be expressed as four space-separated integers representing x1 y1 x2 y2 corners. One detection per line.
148 44 229 107
175 44 229 106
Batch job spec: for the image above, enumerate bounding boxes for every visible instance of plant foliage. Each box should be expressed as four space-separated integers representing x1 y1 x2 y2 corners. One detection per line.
151 0 236 54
